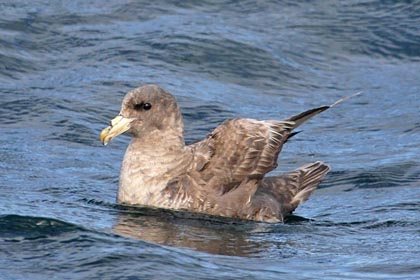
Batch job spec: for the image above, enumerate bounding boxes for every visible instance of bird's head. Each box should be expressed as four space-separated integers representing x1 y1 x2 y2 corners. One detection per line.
100 84 182 145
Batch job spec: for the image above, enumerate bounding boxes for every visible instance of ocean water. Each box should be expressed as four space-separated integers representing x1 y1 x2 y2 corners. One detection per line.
1 1 419 279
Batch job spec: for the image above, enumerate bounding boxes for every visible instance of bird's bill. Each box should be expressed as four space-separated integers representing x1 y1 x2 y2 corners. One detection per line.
100 115 134 145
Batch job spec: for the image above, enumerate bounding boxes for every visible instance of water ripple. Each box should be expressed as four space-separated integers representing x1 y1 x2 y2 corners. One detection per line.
0 214 83 241
1 1 420 279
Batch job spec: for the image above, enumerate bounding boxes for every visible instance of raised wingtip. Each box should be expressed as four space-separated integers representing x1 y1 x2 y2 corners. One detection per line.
330 91 362 108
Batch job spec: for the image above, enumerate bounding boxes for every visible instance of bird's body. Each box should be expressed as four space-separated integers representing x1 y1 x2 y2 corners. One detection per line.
100 85 355 222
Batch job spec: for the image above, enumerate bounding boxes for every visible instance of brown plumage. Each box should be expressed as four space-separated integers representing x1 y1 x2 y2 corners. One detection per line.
100 84 357 222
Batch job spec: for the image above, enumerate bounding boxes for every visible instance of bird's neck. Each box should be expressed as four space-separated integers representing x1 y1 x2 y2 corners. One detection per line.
117 129 192 206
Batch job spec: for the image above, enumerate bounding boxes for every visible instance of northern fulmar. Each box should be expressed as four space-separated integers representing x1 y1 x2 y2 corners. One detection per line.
100 85 357 222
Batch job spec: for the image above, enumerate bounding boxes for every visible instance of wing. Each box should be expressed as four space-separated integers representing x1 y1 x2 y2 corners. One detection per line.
160 95 358 216
187 118 295 194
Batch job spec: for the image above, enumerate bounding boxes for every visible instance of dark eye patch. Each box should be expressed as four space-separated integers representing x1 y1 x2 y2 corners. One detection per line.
134 102 152 111
133 103 143 110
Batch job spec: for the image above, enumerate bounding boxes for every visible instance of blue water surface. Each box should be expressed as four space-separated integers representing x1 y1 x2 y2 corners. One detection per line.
1 1 419 279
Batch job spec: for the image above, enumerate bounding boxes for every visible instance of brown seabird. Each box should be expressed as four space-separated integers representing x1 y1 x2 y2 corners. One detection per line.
100 84 357 222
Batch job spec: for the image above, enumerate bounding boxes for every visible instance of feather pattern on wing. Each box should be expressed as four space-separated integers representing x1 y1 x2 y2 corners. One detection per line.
189 118 295 194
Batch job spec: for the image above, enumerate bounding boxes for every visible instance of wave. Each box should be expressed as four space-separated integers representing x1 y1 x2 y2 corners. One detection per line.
0 214 85 241
324 161 420 190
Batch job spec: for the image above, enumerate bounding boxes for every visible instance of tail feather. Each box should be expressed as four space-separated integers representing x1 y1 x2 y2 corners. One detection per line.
258 161 331 221
289 161 331 207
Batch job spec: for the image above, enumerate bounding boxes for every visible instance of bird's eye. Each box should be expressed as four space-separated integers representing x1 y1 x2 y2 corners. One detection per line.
143 103 152 110
133 102 152 111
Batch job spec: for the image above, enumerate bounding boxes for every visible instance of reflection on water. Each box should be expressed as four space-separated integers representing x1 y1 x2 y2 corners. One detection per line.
112 207 271 256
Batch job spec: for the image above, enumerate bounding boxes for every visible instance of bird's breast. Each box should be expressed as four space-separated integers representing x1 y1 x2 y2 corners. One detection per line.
117 142 192 207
